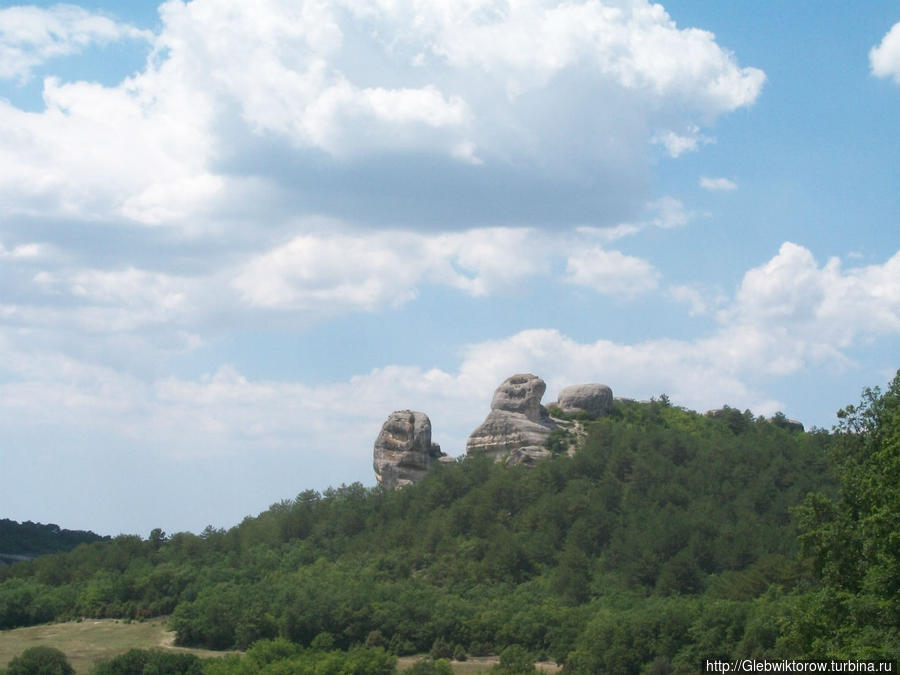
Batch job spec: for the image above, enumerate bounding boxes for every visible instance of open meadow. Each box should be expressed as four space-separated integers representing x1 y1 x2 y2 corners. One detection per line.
0 618 233 674
0 620 560 674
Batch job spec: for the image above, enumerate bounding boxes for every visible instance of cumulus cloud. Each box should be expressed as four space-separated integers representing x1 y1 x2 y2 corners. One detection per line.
0 0 764 230
699 176 737 191
0 76 221 226
231 227 551 314
0 4 151 82
565 247 660 297
870 22 900 84
716 243 900 373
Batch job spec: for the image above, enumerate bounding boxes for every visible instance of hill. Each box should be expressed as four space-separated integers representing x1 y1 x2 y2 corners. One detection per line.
0 520 107 566
1 373 898 672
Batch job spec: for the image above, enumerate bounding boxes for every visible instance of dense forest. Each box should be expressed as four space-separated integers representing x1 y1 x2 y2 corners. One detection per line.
0 520 106 564
1 372 898 673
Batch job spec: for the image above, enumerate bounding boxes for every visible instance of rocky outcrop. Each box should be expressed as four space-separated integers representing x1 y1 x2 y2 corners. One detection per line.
554 383 613 417
374 410 447 489
466 374 556 466
374 375 623 483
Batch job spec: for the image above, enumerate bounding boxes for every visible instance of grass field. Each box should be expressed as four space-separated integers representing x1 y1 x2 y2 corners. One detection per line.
0 618 234 674
0 620 560 674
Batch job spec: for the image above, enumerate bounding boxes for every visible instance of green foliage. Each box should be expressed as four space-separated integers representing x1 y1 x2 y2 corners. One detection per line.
92 648 201 674
0 520 105 561
791 370 900 659
401 658 453 675
428 637 452 660
0 391 863 666
544 427 571 454
203 642 395 674
492 645 538 674
6 646 74 675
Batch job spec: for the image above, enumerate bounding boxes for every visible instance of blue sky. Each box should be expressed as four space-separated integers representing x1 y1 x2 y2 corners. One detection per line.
1 1 898 536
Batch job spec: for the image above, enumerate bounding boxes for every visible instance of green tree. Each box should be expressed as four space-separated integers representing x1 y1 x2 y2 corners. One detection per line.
92 649 201 675
491 645 538 674
793 370 900 658
402 658 454 674
6 646 74 675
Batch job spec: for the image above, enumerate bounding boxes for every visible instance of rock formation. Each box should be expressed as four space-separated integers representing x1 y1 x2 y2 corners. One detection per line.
373 410 448 489
466 374 556 466
553 383 613 417
374 375 625 484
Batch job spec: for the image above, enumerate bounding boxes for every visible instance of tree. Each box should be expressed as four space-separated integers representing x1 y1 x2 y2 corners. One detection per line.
491 644 538 674
92 649 201 675
6 646 74 675
793 370 900 658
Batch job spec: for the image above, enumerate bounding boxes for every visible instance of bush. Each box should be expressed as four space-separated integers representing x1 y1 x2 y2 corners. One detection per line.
309 631 335 650
492 645 538 674
402 658 454 675
7 647 74 675
429 636 453 660
545 428 571 454
92 649 201 675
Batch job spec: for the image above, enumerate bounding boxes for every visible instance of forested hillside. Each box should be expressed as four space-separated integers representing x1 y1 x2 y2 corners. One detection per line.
0 520 106 564
1 373 898 672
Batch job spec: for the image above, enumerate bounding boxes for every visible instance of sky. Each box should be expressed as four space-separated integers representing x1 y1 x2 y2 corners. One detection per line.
1 1 898 537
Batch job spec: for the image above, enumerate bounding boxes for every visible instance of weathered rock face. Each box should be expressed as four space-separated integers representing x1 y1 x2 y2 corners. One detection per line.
555 384 613 417
374 410 445 489
491 373 547 420
466 374 556 465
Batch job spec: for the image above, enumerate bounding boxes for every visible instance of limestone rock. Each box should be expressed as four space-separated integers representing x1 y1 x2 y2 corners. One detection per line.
505 446 552 467
490 373 547 420
466 374 556 464
556 384 613 417
374 410 444 489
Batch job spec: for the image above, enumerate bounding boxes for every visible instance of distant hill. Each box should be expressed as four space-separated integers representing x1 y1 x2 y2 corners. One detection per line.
0 519 107 564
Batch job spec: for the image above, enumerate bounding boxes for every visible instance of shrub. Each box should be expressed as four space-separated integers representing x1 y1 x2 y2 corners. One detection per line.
429 636 453 660
492 644 538 674
402 658 454 675
92 649 201 675
7 647 74 675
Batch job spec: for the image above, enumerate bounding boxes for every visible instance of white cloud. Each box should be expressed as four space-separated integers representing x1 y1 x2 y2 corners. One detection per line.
0 0 763 230
232 227 550 312
647 196 692 229
699 176 737 191
392 0 764 111
1 243 898 484
653 125 714 157
0 239 47 259
0 75 220 226
870 22 900 84
232 232 425 312
0 4 151 82
668 284 726 316
577 196 691 241
714 242 900 375
565 246 660 297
